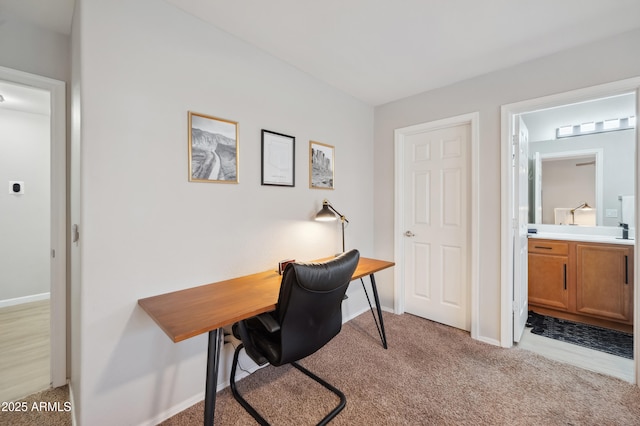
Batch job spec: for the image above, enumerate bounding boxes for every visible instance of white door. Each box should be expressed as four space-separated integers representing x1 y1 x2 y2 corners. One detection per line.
513 117 529 342
403 123 470 331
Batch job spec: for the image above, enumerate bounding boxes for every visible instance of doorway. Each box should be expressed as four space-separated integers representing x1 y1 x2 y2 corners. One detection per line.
393 112 481 339
0 66 66 400
501 77 640 383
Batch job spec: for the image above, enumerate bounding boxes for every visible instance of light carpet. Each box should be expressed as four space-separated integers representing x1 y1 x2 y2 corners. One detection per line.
162 312 640 425
0 385 70 426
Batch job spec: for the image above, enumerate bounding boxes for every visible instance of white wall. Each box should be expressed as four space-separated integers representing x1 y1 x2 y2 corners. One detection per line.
0 108 50 301
374 28 640 343
72 0 374 424
0 18 70 83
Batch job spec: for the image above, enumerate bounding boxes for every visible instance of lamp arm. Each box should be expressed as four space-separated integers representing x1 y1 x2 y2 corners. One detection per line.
570 201 589 213
325 201 349 223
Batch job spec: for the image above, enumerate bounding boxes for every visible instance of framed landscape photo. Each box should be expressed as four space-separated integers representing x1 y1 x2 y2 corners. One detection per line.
261 130 295 187
188 111 239 183
309 141 334 189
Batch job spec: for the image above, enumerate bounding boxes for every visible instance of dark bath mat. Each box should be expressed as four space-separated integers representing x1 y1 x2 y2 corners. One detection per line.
526 311 633 359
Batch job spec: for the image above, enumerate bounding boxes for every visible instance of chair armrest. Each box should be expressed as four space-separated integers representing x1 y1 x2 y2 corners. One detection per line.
254 312 280 333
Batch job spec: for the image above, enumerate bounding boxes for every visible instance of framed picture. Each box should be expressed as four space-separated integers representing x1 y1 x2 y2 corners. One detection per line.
188 111 239 183
309 141 334 189
261 130 295 187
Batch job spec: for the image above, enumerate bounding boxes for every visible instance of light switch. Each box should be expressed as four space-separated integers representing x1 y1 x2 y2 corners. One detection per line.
605 209 618 218
9 181 24 195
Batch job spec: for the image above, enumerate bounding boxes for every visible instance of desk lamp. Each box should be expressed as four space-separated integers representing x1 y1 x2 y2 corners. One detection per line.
315 199 348 253
570 201 592 225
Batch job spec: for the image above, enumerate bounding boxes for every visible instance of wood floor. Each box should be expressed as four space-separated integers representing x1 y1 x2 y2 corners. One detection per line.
0 300 51 402
517 326 634 383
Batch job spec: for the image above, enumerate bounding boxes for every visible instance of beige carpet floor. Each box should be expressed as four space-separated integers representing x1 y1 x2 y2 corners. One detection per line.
0 385 70 426
161 312 640 425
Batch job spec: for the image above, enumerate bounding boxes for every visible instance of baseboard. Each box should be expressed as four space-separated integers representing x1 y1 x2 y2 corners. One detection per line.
0 292 50 308
476 335 502 347
138 390 205 426
343 305 370 323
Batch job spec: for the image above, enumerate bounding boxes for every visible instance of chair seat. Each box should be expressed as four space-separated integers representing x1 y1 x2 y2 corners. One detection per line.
232 316 281 366
229 250 360 425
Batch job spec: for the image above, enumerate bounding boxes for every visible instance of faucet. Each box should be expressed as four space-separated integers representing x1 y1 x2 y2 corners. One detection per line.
619 223 629 240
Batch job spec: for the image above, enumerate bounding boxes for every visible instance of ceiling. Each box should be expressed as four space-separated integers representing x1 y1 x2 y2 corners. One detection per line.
165 0 640 105
0 0 74 35
2 0 640 106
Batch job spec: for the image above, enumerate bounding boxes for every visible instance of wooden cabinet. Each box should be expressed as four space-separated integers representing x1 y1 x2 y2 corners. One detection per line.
528 238 634 327
576 243 633 323
528 241 569 311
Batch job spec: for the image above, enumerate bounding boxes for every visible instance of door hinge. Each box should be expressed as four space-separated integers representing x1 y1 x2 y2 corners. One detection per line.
52 249 55 258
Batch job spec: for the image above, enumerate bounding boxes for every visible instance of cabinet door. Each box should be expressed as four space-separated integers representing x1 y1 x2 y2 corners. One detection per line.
576 244 633 324
528 252 569 311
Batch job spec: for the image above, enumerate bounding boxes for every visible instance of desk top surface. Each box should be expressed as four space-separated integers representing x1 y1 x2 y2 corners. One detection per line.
138 257 394 342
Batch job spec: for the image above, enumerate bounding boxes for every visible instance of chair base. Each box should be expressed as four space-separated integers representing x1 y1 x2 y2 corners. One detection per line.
230 343 346 426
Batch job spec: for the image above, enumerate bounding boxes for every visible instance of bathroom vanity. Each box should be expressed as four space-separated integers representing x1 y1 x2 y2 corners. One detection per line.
528 234 634 332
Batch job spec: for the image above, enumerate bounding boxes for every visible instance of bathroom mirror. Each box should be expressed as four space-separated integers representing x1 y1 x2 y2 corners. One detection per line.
522 93 636 228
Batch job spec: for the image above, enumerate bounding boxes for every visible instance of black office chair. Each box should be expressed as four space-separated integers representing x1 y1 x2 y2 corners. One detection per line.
230 249 360 425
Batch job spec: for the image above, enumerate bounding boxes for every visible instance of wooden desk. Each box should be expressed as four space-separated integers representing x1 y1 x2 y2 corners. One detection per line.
138 257 394 425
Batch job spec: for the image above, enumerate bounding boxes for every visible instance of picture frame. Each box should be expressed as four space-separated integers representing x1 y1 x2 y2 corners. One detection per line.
309 141 334 189
188 111 239 183
261 130 295 187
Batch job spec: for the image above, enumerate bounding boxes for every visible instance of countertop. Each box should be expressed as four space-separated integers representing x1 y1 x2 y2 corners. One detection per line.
528 232 635 246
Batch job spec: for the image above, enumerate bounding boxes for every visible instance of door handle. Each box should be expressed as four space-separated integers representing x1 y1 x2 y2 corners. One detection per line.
404 231 415 237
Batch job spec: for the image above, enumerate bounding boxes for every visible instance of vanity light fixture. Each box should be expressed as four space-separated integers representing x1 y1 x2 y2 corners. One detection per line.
580 122 596 132
603 118 620 130
556 116 636 139
557 125 574 137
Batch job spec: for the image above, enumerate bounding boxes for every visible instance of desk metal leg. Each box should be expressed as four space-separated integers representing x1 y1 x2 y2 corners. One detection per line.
360 273 388 349
204 328 224 425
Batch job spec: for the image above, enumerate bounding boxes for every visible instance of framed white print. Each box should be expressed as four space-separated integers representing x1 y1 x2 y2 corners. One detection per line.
261 130 295 187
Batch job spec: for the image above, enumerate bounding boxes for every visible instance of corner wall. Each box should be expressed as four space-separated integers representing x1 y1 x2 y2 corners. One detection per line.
374 28 640 343
73 1 374 425
0 18 70 83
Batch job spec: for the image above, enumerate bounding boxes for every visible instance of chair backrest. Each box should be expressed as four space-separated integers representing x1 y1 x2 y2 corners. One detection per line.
275 249 360 364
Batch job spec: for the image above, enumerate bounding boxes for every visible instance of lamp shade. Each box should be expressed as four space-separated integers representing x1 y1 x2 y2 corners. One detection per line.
315 202 338 221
